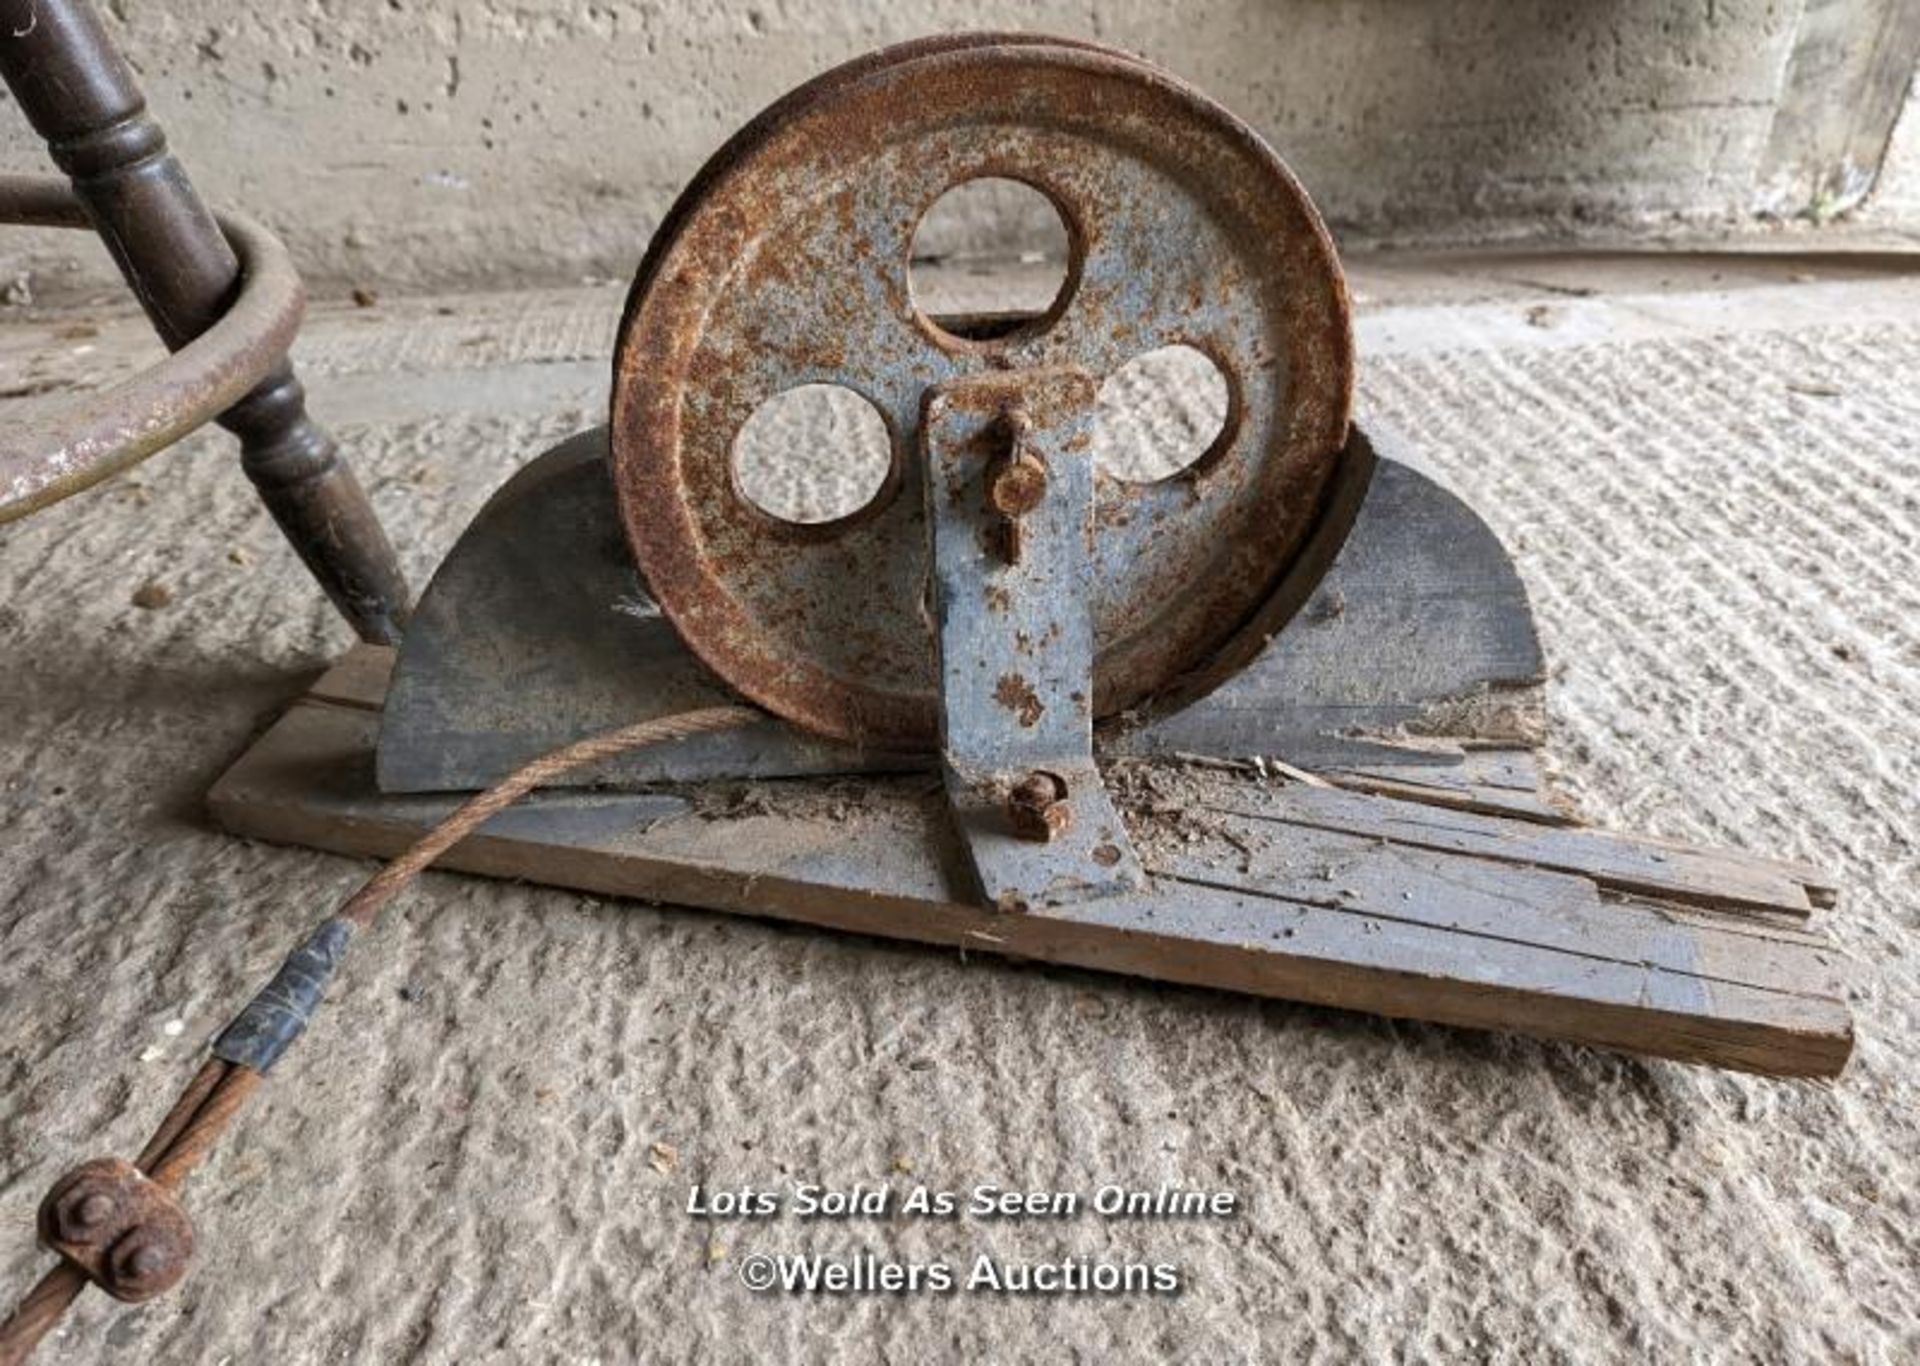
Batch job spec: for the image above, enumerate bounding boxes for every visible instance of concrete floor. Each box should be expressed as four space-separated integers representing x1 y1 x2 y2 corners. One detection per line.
1 251 1917 1362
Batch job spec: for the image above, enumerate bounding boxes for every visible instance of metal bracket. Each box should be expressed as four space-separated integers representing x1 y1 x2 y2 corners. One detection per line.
37 1158 195 1303
922 368 1147 912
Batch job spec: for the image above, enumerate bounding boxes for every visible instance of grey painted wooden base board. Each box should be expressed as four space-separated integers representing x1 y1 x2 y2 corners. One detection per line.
210 672 1851 1079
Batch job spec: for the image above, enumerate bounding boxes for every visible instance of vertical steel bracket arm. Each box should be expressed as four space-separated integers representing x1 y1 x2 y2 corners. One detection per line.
0 0 410 644
923 368 1148 912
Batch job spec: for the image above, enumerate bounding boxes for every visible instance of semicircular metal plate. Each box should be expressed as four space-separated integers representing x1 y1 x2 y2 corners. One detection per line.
612 34 1353 747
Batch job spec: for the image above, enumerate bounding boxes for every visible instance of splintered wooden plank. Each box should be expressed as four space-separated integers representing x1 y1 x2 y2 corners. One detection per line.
1317 766 1571 825
1156 750 1569 825
1197 783 1828 919
207 689 1851 1078
1140 820 1841 1002
1336 748 1548 794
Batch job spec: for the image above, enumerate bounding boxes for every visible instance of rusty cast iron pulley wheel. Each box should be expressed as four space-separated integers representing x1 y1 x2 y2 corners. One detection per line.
612 34 1354 748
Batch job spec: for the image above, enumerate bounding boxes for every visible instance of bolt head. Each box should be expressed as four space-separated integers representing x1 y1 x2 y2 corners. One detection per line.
53 1185 119 1244
107 1228 187 1297
121 1242 168 1282
1007 771 1073 841
987 453 1048 518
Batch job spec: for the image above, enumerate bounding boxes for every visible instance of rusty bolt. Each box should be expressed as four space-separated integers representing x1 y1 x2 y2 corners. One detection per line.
105 1225 191 1301
71 1192 115 1232
987 450 1048 518
51 1181 121 1246
1007 770 1073 842
987 407 1047 520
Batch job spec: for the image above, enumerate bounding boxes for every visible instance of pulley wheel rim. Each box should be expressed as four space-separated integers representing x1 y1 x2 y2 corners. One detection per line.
612 34 1353 747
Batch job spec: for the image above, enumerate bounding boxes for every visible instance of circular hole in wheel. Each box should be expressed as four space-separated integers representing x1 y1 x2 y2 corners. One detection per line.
731 384 895 526
1091 345 1234 483
910 177 1073 345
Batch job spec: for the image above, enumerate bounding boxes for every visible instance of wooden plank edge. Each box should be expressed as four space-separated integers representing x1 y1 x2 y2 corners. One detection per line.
308 642 396 711
1597 825 1839 907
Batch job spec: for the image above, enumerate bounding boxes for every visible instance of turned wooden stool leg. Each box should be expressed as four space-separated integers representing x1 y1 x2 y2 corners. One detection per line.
1 0 410 643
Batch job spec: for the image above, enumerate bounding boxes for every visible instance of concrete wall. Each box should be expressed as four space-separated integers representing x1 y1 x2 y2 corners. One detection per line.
3 0 1917 298
1866 72 1920 222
